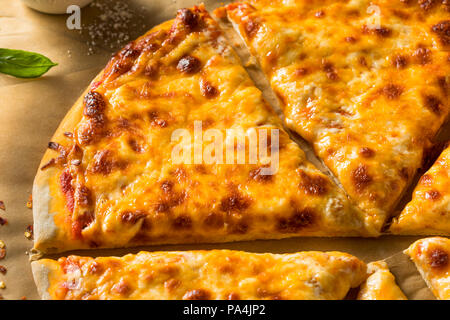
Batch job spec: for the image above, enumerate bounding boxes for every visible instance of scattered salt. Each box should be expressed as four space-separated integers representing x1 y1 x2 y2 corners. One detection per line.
80 0 149 55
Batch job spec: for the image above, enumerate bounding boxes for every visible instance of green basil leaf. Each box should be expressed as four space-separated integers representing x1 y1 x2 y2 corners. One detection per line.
0 48 58 78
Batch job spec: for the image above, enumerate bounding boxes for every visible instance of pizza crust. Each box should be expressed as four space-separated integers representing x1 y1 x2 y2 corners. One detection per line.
32 80 98 254
30 261 52 300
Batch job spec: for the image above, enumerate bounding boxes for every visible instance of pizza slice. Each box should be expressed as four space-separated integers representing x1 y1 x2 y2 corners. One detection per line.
33 5 370 254
222 0 449 233
390 143 450 235
404 237 450 300
31 249 367 300
357 261 407 300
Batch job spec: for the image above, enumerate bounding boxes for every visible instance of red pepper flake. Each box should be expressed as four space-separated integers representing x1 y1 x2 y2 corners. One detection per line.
0 201 5 211
24 225 34 240
0 248 5 260
0 265 6 275
21 296 27 300
0 217 7 226
26 194 33 209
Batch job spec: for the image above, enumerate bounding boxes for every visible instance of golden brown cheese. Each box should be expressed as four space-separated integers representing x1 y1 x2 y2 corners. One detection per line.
390 144 450 235
223 0 450 234
357 261 407 300
31 250 367 300
405 237 450 300
33 5 370 254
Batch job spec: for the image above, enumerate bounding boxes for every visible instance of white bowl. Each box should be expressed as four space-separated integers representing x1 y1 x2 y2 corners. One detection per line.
21 0 94 14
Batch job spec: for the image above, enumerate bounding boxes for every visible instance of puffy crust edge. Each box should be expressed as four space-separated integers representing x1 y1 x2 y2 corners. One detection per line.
32 73 103 255
31 260 53 300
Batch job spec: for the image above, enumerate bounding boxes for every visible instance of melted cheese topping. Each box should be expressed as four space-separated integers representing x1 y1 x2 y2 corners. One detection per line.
391 144 450 235
405 237 450 300
34 6 370 253
357 261 407 300
33 250 367 300
224 0 450 233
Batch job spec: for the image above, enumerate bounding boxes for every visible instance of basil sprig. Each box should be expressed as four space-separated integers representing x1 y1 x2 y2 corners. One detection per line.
0 48 57 78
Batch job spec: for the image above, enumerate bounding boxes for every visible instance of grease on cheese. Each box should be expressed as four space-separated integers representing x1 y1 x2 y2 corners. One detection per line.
224 0 450 233
33 250 367 300
405 237 450 300
391 144 450 235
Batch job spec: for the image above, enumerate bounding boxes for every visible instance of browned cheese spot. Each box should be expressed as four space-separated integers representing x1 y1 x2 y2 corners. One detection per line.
160 180 174 193
128 138 144 153
178 8 199 30
172 215 192 230
203 212 224 229
437 76 449 96
423 95 443 115
429 248 449 268
352 164 373 192
78 116 105 146
249 167 273 183
83 91 106 118
420 173 433 186
177 55 202 74
183 289 211 300
322 61 339 80
414 47 432 65
121 211 147 224
359 147 376 158
419 0 438 10
164 279 181 291
393 55 408 69
299 171 328 196
431 20 450 46
200 80 219 99
230 221 249 234
425 190 441 200
362 24 392 37
382 84 403 99
90 150 114 175
112 280 131 296
220 192 251 213
144 63 159 79
295 67 309 76
277 209 315 233
148 110 168 128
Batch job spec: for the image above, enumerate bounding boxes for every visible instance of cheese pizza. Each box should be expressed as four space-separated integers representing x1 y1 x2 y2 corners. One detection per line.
222 0 450 233
390 143 450 235
33 5 370 254
357 261 407 300
31 249 367 300
405 237 450 300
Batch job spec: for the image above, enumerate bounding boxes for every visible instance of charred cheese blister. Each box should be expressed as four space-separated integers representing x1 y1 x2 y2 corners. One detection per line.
33 5 370 254
223 0 450 234
31 250 367 300
391 144 450 235
357 261 407 300
405 237 450 300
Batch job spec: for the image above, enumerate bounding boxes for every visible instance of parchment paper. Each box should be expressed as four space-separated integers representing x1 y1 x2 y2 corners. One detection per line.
0 0 446 300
